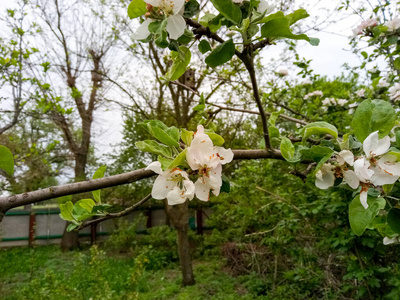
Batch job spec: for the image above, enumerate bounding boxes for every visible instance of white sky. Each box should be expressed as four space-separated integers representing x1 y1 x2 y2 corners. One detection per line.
0 0 390 160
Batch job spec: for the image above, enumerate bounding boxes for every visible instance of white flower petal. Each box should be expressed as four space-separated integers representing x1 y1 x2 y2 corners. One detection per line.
132 19 152 40
370 166 400 185
167 187 187 205
145 0 162 6
172 0 185 14
315 164 335 189
383 237 397 245
146 161 163 174
339 150 354 166
377 154 400 176
215 147 234 165
257 0 274 14
363 131 379 158
183 179 195 200
152 175 174 199
194 178 211 201
354 157 374 182
360 189 369 209
343 170 360 189
166 14 186 40
207 164 223 196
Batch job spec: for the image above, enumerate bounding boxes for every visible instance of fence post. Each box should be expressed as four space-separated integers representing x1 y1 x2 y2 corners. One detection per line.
196 209 203 235
28 210 36 247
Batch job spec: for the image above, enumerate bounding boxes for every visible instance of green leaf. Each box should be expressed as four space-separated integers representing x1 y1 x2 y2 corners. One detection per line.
169 149 189 170
0 145 14 176
136 140 172 157
75 199 96 212
300 145 334 162
141 119 168 130
302 121 338 140
261 16 319 46
205 132 225 146
394 57 400 70
351 99 396 142
59 201 74 222
145 124 180 147
220 175 230 193
210 0 242 24
198 40 212 54
349 196 383 236
67 223 79 232
280 137 300 163
181 129 194 146
127 0 147 19
166 46 191 81
92 204 113 214
387 208 400 234
183 0 200 18
287 9 309 25
92 165 107 203
205 39 235 68
158 156 174 171
77 213 97 222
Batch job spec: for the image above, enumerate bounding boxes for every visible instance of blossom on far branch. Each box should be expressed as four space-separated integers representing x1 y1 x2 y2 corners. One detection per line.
146 161 195 205
355 88 365 97
133 0 186 40
186 125 233 201
388 83 400 102
385 17 400 32
304 90 323 100
352 18 378 36
377 78 390 88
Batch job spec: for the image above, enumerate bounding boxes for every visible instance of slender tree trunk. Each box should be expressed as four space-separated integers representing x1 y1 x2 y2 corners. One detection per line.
166 201 195 286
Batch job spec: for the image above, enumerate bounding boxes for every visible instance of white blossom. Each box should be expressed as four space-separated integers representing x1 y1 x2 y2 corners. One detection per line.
186 125 233 201
257 0 274 14
383 236 399 245
386 17 400 31
388 83 400 101
337 99 348 106
352 18 378 36
377 78 390 88
146 161 195 205
133 0 186 41
301 78 312 85
355 89 365 97
277 69 288 76
304 90 323 99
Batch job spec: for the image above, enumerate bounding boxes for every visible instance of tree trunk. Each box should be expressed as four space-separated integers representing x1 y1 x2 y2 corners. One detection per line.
60 153 87 250
166 200 195 286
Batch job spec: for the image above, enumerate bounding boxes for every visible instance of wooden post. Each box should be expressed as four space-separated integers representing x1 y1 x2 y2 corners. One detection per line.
90 223 97 245
28 210 35 247
196 209 203 235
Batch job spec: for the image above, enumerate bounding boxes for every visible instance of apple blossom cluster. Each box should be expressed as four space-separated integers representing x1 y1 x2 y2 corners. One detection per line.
315 131 400 210
321 98 348 107
352 18 378 36
388 83 400 102
133 0 187 40
304 90 323 100
385 17 400 32
145 125 233 205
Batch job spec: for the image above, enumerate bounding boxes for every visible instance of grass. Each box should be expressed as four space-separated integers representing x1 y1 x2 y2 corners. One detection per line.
0 245 262 300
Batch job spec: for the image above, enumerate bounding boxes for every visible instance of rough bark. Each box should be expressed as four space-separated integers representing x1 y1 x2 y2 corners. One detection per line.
166 201 195 286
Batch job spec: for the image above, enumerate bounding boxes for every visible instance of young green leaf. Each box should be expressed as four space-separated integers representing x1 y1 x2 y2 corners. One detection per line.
280 137 300 163
0 145 14 176
351 99 396 142
302 121 338 140
181 129 194 146
205 132 225 146
166 46 191 81
387 208 400 234
75 199 96 212
59 201 75 222
210 0 242 24
205 39 235 68
127 0 147 19
92 165 107 203
136 140 172 157
349 196 383 236
198 40 212 54
168 149 189 170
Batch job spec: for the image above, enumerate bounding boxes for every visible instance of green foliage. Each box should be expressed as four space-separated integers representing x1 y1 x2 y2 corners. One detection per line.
198 40 212 54
302 121 338 140
351 99 396 142
135 140 172 157
166 46 191 81
0 145 14 176
349 195 385 236
92 165 107 203
205 39 236 68
127 0 146 19
280 137 299 163
210 0 242 25
387 208 400 234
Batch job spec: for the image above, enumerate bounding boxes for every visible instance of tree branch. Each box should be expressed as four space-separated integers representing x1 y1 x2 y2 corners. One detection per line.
0 149 285 216
78 194 152 229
